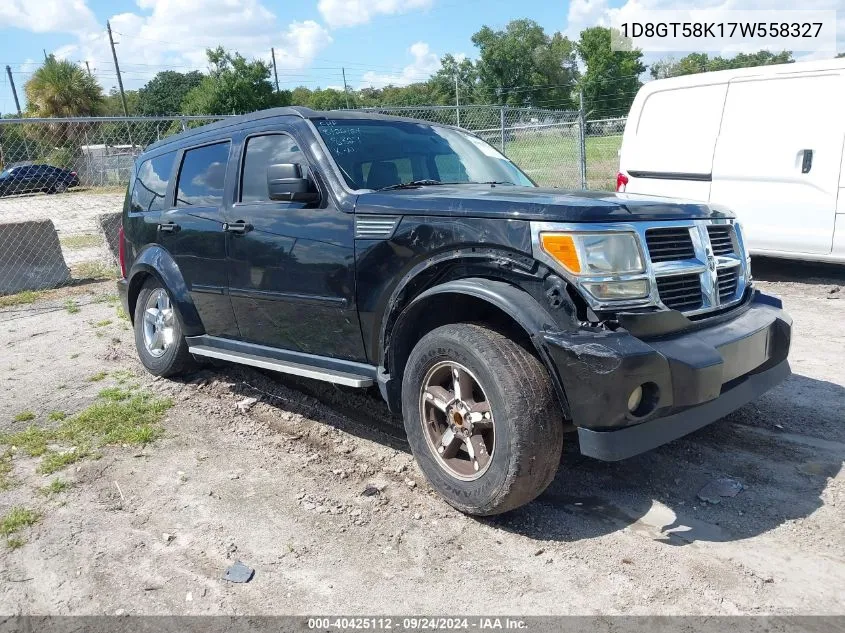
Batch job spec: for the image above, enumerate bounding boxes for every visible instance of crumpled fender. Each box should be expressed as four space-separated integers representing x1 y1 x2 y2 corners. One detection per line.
387 277 572 415
126 244 204 336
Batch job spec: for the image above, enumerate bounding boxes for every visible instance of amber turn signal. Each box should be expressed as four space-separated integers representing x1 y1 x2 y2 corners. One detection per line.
540 233 581 273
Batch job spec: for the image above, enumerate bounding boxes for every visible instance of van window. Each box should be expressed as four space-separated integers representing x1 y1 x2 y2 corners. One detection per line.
176 142 230 207
130 152 175 213
241 134 306 203
632 84 727 175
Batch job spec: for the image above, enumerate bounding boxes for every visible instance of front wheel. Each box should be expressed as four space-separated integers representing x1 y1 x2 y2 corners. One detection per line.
401 323 563 515
133 278 196 377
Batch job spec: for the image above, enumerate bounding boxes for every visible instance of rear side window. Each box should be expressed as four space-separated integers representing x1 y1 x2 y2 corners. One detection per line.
176 142 230 207
241 134 306 203
130 152 176 213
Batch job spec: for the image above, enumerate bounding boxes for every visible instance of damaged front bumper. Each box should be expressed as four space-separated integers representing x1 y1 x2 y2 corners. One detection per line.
544 291 792 461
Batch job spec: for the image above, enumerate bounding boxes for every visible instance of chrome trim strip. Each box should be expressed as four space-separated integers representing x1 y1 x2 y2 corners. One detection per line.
530 218 750 316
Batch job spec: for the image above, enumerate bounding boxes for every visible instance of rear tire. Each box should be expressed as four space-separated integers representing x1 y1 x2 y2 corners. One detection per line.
133 278 196 377
401 323 563 515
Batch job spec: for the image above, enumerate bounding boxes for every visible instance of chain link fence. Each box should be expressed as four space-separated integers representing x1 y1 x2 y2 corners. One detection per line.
0 109 626 298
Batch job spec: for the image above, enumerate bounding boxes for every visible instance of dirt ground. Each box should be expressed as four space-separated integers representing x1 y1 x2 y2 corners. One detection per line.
0 258 842 616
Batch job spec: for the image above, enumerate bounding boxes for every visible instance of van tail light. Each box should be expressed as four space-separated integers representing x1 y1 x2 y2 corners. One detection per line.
616 172 629 192
70 171 77 177
118 225 127 279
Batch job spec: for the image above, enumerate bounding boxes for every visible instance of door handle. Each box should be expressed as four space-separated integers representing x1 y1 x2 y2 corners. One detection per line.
223 221 252 234
158 222 180 233
801 149 813 174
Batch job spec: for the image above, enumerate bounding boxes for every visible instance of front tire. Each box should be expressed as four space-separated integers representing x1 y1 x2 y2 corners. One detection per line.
401 323 563 515
133 278 195 377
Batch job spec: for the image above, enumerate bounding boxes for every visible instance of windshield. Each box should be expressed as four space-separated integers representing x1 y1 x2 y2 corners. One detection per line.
314 119 535 190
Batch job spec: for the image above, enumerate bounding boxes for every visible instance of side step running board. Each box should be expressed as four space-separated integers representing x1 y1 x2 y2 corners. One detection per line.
188 345 374 388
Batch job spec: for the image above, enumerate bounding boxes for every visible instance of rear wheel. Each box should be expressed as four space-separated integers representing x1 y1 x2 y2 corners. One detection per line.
133 278 195 377
401 323 563 515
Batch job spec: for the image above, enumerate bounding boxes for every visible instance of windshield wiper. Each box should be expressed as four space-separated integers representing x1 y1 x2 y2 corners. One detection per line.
376 179 446 191
466 181 516 186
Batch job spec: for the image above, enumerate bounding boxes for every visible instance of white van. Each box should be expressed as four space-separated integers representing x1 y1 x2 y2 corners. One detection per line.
617 58 845 263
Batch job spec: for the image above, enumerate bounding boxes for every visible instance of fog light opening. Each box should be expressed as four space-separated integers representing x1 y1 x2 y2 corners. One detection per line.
627 382 659 418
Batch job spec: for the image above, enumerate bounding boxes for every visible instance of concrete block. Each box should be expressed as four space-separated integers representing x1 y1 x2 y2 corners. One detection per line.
0 219 71 294
97 212 122 262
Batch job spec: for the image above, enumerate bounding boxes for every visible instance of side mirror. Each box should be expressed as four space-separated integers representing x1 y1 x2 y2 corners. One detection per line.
267 163 319 203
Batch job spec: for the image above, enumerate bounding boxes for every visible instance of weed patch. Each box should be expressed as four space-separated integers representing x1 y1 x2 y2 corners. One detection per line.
1 507 41 547
94 319 113 327
38 478 70 497
0 426 48 456
0 290 45 309
64 299 80 314
60 234 102 250
48 411 67 422
13 411 35 423
0 388 171 476
87 371 108 382
74 261 119 281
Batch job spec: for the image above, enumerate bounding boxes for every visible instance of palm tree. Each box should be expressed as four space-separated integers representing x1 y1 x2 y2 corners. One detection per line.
24 56 104 118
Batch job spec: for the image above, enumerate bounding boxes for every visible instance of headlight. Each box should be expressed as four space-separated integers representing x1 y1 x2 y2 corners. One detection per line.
581 279 650 301
539 232 645 276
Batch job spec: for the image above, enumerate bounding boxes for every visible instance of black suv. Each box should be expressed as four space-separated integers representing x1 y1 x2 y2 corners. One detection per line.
118 107 792 515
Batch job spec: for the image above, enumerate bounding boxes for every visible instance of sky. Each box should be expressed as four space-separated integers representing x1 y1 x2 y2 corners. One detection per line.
1 0 844 114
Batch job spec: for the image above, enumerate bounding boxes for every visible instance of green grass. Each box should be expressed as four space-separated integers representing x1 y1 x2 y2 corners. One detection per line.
13 411 35 423
0 426 48 456
0 452 14 490
116 306 130 321
1 506 41 547
0 290 45 309
504 133 622 191
48 411 67 422
38 478 70 497
0 388 172 476
64 299 80 314
87 371 108 382
73 261 120 281
94 319 113 327
60 234 103 250
39 449 87 475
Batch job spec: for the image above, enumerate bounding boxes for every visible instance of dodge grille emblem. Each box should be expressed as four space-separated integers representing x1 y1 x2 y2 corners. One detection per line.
706 249 716 272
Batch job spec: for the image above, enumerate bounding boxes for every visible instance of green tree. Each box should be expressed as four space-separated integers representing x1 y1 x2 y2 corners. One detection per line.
24 55 104 118
181 47 290 115
428 54 480 105
650 50 793 79
471 19 579 108
576 27 645 118
102 87 140 116
137 71 204 115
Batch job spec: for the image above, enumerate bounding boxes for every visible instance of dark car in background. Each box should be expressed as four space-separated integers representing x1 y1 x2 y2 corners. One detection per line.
0 163 80 196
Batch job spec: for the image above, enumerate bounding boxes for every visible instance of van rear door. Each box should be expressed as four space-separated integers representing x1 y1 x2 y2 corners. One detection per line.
710 73 845 255
620 83 727 200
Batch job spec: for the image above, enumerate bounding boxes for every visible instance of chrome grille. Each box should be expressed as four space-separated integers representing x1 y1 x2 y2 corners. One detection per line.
655 274 703 312
645 227 695 262
717 267 740 302
707 225 735 256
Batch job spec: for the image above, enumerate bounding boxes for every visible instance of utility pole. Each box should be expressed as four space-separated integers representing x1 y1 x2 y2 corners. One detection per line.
270 48 280 93
85 61 92 77
106 21 129 117
342 67 350 109
455 73 460 127
5 66 21 116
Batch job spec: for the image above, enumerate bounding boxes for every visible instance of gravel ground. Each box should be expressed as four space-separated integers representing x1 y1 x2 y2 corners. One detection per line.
0 258 842 615
0 190 124 267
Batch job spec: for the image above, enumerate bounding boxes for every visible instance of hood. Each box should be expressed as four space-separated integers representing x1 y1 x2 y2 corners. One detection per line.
354 185 730 223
